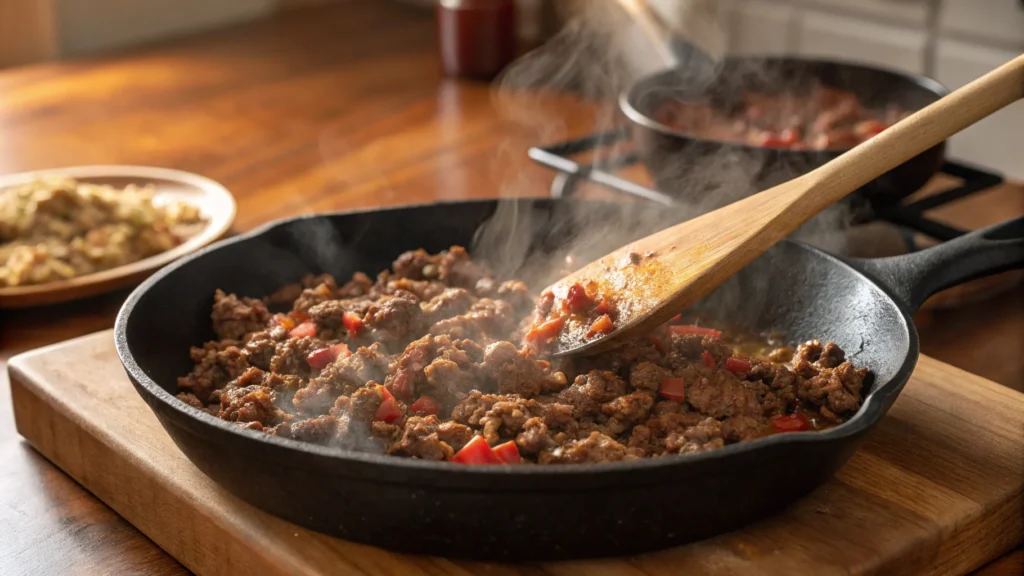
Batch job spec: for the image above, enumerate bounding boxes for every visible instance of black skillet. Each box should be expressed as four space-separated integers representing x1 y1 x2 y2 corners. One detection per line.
115 200 1024 561
620 55 950 203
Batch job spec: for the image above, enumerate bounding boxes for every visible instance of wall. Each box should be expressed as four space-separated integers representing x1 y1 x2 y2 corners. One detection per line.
55 0 275 55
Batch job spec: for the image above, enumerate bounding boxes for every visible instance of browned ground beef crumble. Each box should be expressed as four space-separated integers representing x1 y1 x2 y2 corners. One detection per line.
177 246 871 464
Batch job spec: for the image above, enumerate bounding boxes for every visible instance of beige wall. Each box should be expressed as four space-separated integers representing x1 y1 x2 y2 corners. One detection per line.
55 0 276 55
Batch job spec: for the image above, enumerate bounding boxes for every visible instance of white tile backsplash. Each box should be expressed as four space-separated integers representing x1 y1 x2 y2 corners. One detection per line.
938 0 1024 49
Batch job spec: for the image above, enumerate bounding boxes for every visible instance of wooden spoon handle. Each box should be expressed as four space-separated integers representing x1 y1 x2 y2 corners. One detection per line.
791 54 1024 220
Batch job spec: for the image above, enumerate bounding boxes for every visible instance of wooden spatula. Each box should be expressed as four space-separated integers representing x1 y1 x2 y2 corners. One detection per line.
545 54 1024 357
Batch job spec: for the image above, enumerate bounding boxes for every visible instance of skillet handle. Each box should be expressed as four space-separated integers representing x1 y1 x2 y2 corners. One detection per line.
849 217 1024 312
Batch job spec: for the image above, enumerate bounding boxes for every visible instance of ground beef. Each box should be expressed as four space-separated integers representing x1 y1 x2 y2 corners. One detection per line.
269 336 325 377
557 370 628 418
273 415 337 444
178 341 248 404
538 432 636 464
479 341 567 397
182 247 871 465
390 415 474 460
293 343 389 414
218 385 285 426
211 289 271 341
364 291 427 345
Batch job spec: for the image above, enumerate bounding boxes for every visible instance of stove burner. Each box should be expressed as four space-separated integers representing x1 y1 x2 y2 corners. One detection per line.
528 129 1004 251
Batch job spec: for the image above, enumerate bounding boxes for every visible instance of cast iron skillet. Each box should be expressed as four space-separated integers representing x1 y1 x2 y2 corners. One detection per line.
115 200 1024 561
621 56 950 202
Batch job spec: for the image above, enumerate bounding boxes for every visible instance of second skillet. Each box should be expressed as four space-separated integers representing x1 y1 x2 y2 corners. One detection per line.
115 200 1024 561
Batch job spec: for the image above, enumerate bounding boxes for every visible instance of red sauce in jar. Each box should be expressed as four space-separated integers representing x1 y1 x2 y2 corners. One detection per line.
436 0 517 80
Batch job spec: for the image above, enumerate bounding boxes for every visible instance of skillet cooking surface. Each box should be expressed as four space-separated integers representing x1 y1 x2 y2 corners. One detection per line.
116 199 915 560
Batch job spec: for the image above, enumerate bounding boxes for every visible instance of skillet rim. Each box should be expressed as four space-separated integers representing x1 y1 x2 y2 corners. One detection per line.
114 198 919 478
619 54 951 153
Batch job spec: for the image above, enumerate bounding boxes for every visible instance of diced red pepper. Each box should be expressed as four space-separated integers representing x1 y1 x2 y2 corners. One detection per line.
451 435 502 465
771 413 811 433
668 325 722 338
779 127 801 145
306 343 351 371
289 321 317 338
342 311 365 336
669 313 682 323
374 387 404 424
564 283 593 313
594 299 611 315
525 316 565 343
659 377 686 402
588 314 614 335
272 313 296 330
409 395 440 417
725 356 751 374
757 133 789 148
492 441 521 464
854 119 887 139
702 350 717 369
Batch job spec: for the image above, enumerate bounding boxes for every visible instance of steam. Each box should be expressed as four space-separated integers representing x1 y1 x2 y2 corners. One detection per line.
471 0 861 295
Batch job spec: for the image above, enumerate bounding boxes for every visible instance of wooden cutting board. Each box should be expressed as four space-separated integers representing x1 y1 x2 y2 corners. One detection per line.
8 330 1024 576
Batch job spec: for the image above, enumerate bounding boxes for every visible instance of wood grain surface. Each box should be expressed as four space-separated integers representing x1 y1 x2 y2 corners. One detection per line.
0 1 1022 575
8 331 1024 576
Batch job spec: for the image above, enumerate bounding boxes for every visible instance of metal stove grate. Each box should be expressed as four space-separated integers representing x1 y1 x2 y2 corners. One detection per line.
528 129 1004 248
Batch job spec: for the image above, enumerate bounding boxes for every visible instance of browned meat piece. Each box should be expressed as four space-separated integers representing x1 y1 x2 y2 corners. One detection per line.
429 298 517 339
557 370 628 418
211 289 271 341
668 334 704 361
422 358 477 407
702 337 734 368
390 415 473 460
176 392 204 409
576 338 661 375
292 282 335 318
438 246 490 288
421 288 475 323
273 415 338 444
237 421 264 431
451 391 575 443
243 326 289 370
767 346 794 363
795 340 823 363
722 415 767 442
626 424 656 456
600 390 654 434
371 274 447 301
833 361 869 397
392 249 439 280
307 298 373 340
644 409 705 439
436 420 475 452
364 291 426 344
293 343 389 414
177 341 248 403
798 370 861 419
269 336 325 377
817 342 846 368
218 385 284 426
515 417 553 454
266 273 339 306
477 398 532 444
335 384 399 452
538 431 635 464
684 369 762 419
495 280 532 313
792 358 819 379
629 362 671 392
480 341 567 397
665 417 725 454
337 272 373 298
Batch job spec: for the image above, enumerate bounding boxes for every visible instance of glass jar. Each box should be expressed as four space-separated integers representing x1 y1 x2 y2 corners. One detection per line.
436 0 518 80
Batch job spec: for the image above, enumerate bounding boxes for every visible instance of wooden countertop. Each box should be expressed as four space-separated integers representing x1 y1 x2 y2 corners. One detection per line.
0 2 1021 574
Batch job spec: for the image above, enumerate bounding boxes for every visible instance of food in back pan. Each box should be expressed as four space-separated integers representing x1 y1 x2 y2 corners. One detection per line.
654 84 911 150
177 246 871 465
0 177 205 287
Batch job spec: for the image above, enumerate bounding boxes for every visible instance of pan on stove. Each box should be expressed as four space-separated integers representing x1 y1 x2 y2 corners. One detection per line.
114 200 1024 561
621 56 950 202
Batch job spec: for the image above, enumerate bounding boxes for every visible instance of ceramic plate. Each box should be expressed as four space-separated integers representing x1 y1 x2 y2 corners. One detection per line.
0 165 236 308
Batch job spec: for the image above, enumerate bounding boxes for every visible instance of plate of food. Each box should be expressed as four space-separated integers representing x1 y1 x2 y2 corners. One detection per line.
0 165 235 308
